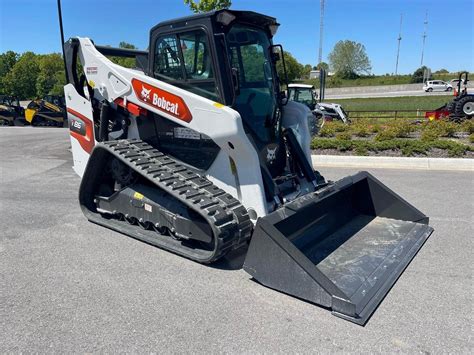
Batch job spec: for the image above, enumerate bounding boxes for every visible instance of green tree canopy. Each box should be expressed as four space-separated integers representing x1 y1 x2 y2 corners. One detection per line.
109 42 137 68
3 52 39 98
328 40 371 78
0 51 18 94
302 64 312 78
277 51 304 83
411 66 430 83
184 0 231 13
316 62 329 71
36 53 64 97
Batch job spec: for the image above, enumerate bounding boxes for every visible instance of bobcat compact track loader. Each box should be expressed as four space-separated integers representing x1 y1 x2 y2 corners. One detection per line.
62 9 433 325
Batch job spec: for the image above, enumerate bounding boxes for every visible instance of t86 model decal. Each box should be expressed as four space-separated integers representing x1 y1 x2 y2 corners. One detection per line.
67 108 95 153
131 79 192 122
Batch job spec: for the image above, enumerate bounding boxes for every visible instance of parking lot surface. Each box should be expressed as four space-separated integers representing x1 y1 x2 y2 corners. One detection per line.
0 127 472 352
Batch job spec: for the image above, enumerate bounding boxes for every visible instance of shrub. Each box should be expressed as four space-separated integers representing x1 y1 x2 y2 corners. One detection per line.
421 120 457 141
431 140 469 157
335 139 352 151
319 124 336 137
351 122 370 137
374 129 397 141
421 128 440 141
436 120 457 137
312 132 473 157
311 138 338 150
448 145 466 157
461 120 474 134
389 119 415 138
354 144 368 155
368 124 382 133
319 121 348 137
469 133 474 143
333 121 348 132
400 140 429 156
336 131 351 140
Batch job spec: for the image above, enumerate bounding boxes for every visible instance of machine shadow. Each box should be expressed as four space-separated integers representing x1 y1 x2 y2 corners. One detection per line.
210 244 249 271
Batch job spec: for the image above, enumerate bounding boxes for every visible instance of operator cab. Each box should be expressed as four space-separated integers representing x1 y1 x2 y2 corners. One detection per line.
148 10 288 184
287 84 317 110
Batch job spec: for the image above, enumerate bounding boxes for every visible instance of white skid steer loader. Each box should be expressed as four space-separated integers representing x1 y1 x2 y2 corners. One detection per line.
60 6 433 324
287 83 350 130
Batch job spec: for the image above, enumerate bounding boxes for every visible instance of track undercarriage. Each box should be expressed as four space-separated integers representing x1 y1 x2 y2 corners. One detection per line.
80 139 253 263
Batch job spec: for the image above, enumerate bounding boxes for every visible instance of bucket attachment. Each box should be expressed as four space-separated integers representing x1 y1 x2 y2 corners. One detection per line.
243 171 433 325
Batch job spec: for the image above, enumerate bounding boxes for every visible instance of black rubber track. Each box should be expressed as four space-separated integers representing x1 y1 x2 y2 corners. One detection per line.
79 139 253 263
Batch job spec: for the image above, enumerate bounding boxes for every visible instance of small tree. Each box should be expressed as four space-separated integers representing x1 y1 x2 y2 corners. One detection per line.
328 40 371 78
302 64 312 78
3 52 39 99
184 0 231 13
0 51 18 94
277 51 304 83
50 70 66 96
434 68 449 74
411 66 430 83
109 42 137 68
36 53 64 97
316 62 329 71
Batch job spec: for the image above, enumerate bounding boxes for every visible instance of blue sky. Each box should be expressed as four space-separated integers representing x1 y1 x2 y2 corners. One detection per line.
1 0 472 74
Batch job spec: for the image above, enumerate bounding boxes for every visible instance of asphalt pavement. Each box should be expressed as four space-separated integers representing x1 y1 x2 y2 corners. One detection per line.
0 127 472 353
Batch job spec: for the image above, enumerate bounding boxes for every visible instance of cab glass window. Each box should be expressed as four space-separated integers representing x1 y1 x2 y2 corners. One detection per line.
180 31 213 80
154 35 183 80
154 30 218 101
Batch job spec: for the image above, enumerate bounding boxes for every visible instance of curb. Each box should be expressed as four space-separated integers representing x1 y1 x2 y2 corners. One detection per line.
311 155 474 172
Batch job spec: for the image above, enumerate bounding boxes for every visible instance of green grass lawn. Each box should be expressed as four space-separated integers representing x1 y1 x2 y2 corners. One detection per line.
324 95 453 112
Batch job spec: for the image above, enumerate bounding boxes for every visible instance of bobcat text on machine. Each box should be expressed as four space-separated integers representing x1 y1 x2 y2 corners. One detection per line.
60 6 433 325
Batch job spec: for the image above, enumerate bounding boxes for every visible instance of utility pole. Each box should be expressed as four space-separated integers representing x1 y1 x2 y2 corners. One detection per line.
395 13 402 75
420 11 428 66
318 0 324 66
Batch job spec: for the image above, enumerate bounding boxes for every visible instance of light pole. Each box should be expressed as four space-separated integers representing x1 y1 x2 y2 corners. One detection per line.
318 0 325 66
420 11 428 66
395 14 402 75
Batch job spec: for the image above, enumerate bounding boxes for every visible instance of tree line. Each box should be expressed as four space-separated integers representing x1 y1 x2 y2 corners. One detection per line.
0 51 65 99
0 41 372 100
0 42 140 100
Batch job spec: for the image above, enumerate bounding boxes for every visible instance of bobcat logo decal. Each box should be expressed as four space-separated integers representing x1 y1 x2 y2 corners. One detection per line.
131 78 193 122
141 86 151 101
266 146 277 163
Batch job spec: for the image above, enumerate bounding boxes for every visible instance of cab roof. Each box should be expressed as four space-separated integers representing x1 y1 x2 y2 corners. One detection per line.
151 9 278 35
